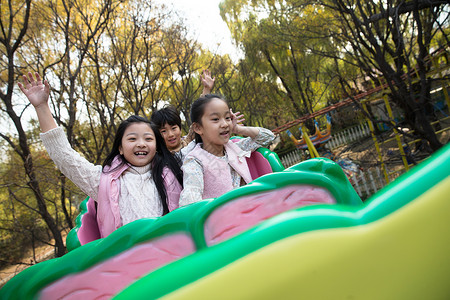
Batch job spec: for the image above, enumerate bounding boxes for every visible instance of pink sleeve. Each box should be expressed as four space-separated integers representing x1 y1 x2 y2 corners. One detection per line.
163 167 182 212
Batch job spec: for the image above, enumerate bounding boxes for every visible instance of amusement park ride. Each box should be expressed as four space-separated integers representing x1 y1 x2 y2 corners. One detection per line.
1 47 449 300
277 45 450 180
1 141 449 299
286 115 332 153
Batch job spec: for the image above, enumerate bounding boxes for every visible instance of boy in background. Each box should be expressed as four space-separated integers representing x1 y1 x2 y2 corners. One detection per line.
151 69 215 163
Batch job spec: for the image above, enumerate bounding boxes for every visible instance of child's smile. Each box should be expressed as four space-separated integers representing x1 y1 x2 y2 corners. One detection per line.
135 151 149 156
119 122 157 167
160 123 182 152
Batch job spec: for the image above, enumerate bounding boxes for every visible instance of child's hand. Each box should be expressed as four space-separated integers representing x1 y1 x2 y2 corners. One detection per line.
182 125 196 146
18 72 50 108
18 72 56 132
230 109 245 135
200 69 215 94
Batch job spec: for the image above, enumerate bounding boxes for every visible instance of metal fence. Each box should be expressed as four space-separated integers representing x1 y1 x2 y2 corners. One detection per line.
278 122 401 199
280 122 371 168
280 149 304 168
326 122 371 149
349 166 405 200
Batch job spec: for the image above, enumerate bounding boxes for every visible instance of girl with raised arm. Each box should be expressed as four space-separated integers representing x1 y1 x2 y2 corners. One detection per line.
19 72 183 238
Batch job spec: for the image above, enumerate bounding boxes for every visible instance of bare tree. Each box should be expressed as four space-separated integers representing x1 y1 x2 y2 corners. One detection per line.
0 0 69 257
318 0 449 151
44 0 120 234
220 0 337 130
164 26 207 130
106 2 180 118
0 0 120 260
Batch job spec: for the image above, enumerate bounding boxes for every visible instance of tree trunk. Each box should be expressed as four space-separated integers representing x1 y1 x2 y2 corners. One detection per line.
415 107 442 151
26 161 66 257
60 175 74 229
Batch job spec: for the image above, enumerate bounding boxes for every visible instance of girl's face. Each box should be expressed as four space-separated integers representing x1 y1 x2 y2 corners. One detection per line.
159 123 182 152
119 122 157 167
194 98 232 155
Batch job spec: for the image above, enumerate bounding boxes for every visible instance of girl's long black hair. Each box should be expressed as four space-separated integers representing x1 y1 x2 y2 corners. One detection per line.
102 115 183 215
190 94 228 144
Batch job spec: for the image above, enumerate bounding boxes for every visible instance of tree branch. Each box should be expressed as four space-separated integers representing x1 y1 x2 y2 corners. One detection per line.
367 0 448 23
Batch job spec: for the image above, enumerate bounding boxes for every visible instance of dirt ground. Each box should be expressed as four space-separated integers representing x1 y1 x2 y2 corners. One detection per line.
0 232 68 287
334 122 450 176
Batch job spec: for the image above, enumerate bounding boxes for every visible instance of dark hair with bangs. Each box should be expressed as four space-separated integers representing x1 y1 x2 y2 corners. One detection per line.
151 105 182 129
102 115 182 215
190 94 228 143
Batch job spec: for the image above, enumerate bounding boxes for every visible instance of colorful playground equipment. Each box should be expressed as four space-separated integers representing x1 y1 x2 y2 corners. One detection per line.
1 141 449 299
361 86 450 183
286 115 332 153
279 46 449 183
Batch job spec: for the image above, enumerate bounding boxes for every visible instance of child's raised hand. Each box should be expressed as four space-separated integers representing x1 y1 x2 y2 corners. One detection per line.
182 124 196 146
18 72 50 108
18 72 56 132
200 69 215 94
230 108 245 134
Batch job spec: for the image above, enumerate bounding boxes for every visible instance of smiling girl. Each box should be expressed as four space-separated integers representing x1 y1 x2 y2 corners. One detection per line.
19 72 183 238
179 94 275 206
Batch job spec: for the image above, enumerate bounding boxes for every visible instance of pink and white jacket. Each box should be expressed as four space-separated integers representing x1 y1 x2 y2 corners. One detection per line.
186 141 253 200
97 156 182 238
41 127 183 239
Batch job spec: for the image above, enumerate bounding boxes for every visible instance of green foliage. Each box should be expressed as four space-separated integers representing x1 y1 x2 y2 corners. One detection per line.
0 137 81 265
220 0 343 124
0 215 48 269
